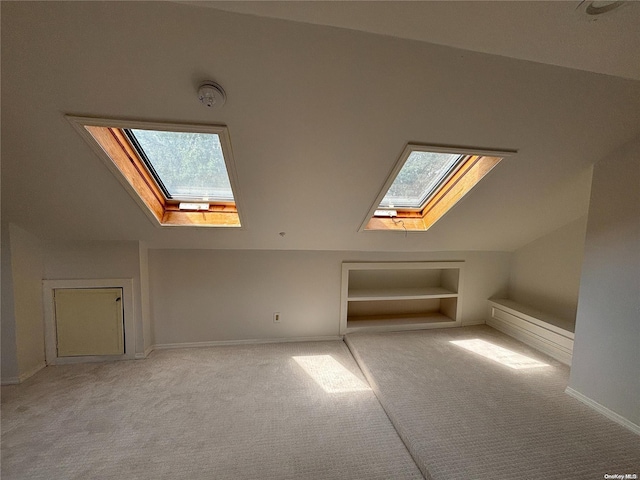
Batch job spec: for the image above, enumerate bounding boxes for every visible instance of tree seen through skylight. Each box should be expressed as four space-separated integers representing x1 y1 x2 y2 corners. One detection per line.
380 152 463 208
130 129 233 201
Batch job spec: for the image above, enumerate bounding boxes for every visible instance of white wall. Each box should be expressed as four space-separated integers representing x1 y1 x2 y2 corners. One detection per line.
1 223 19 382
1 223 46 383
569 136 640 427
10 224 45 378
149 249 510 345
139 242 153 353
509 215 588 321
43 241 147 356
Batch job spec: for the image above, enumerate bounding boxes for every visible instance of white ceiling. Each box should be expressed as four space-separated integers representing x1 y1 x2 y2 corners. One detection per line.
191 0 640 81
2 1 640 252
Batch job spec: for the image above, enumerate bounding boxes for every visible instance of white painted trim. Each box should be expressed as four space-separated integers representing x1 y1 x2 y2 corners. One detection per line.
461 319 485 326
565 387 640 436
486 300 574 365
135 345 155 359
489 299 574 338
19 362 46 382
42 279 136 364
359 144 516 232
1 377 20 386
153 336 343 351
344 321 460 335
65 115 247 229
340 261 464 335
1 362 46 385
53 356 133 366
487 316 572 365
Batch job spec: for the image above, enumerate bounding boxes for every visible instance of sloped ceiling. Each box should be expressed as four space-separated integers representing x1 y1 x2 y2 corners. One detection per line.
2 1 639 252
192 0 640 81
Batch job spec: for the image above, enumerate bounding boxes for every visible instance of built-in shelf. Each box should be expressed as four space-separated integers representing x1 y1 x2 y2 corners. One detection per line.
340 261 464 334
487 298 574 365
348 286 457 301
347 312 454 332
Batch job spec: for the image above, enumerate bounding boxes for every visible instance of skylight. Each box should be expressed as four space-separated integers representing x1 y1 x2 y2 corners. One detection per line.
380 151 463 209
125 129 234 202
67 116 243 228
362 144 511 232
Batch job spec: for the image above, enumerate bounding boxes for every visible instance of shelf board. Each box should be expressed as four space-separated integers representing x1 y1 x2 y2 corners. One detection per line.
347 286 457 301
347 312 455 328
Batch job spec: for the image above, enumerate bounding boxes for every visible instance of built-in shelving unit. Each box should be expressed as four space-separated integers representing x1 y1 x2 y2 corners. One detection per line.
487 299 574 365
340 261 464 334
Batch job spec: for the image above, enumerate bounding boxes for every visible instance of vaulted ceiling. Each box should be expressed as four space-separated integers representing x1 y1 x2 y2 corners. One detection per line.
2 1 640 252
196 1 640 81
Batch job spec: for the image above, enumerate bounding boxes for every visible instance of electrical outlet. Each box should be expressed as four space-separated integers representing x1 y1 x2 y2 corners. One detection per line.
273 312 281 323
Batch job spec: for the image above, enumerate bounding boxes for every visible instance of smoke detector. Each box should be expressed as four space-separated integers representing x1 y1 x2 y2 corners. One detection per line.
197 82 226 108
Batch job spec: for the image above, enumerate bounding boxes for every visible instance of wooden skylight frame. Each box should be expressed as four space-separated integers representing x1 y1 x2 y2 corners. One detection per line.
67 116 243 227
361 144 515 232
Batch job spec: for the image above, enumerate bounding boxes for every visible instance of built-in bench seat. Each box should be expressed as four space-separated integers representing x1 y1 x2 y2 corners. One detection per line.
487 298 574 365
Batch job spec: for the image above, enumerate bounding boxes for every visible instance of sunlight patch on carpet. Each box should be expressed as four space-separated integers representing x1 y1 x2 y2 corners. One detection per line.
450 339 550 369
293 355 371 393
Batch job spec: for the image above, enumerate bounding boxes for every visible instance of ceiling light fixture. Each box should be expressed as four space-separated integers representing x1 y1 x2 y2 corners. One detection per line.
198 81 226 108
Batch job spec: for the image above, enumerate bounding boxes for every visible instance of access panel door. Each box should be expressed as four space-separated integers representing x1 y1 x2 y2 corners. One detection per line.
54 288 124 357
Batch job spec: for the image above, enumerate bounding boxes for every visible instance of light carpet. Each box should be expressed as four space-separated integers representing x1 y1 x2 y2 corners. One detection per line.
345 326 640 480
1 341 423 480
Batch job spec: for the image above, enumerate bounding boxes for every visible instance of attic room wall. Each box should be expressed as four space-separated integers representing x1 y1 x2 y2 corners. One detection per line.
0 224 45 384
569 136 640 428
1 223 19 382
508 215 588 321
149 249 509 345
43 241 147 357
9 224 46 380
139 242 153 353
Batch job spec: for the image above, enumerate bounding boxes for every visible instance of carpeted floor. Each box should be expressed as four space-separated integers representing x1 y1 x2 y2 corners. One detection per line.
4 327 639 480
1 341 423 480
345 326 640 480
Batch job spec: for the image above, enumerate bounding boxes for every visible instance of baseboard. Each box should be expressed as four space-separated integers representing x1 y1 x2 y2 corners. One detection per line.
461 319 486 326
153 335 343 350
1 362 46 386
135 345 155 359
565 387 640 436
19 362 46 382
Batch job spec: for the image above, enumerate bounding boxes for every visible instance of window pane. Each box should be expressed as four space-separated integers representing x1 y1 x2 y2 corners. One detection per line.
129 129 233 201
380 152 463 208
